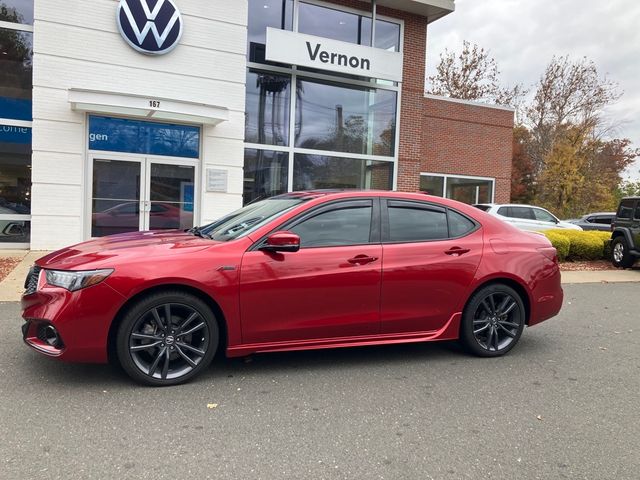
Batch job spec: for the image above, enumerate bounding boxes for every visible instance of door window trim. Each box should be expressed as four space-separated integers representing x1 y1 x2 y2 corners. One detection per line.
381 199 480 244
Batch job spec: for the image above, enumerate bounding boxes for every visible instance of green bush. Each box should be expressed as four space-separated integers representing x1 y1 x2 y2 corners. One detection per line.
543 229 611 261
543 232 570 261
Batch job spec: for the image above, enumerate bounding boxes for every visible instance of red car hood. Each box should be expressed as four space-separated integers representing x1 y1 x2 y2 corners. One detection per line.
36 230 218 270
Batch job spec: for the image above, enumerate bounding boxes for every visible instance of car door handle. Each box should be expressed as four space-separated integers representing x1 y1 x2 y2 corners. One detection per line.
444 247 470 256
348 255 379 265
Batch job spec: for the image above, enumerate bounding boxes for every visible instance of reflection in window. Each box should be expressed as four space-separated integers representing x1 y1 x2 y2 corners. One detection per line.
0 0 34 25
245 70 291 146
294 154 392 191
420 175 444 197
298 2 401 52
244 149 289 205
0 28 33 121
247 0 293 64
296 79 396 157
292 206 372 247
0 125 31 216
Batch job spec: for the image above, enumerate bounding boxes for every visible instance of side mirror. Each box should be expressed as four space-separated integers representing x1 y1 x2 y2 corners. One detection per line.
260 231 301 253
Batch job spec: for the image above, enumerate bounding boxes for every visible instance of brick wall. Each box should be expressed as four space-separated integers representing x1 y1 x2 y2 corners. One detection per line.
421 96 514 203
323 1 514 203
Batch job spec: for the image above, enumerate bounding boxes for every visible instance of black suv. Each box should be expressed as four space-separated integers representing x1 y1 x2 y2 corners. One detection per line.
611 197 640 268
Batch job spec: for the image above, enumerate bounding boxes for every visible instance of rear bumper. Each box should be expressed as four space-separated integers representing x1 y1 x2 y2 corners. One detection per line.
21 281 126 363
528 267 564 327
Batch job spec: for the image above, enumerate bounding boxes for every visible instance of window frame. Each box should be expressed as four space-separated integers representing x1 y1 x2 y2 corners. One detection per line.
251 198 381 250
381 199 480 244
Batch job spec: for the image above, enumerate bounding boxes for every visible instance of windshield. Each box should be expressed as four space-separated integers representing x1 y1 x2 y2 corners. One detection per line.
200 199 304 241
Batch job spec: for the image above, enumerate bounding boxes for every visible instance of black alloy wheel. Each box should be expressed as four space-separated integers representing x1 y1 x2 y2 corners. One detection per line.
116 291 218 386
460 284 525 357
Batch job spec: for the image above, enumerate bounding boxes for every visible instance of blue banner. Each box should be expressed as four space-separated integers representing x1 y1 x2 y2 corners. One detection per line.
0 97 32 121
88 116 200 159
0 125 32 144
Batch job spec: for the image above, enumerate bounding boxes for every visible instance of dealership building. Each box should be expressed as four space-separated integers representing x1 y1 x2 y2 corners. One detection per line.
0 0 513 250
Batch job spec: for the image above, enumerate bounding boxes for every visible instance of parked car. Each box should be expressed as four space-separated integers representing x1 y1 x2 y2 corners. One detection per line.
474 203 582 232
610 197 640 268
567 212 616 231
22 191 564 386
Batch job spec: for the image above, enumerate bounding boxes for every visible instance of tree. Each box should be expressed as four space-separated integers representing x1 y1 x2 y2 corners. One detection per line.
511 126 536 204
427 40 524 107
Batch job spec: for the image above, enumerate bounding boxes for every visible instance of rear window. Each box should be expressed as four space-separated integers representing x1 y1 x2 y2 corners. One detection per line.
617 200 635 220
473 205 491 212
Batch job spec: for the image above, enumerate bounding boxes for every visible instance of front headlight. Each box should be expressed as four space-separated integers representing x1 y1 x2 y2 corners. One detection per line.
45 269 114 292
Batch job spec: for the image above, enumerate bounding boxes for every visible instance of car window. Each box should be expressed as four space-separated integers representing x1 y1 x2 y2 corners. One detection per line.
497 206 510 217
473 205 491 212
617 200 634 220
595 216 613 225
510 207 535 220
116 203 139 214
448 210 475 237
635 205 640 220
533 208 556 223
291 206 372 248
388 206 448 242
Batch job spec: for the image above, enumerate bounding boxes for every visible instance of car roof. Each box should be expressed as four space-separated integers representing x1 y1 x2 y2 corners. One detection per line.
582 212 615 216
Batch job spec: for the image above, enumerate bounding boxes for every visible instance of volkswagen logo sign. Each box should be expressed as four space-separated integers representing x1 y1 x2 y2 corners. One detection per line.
117 0 184 55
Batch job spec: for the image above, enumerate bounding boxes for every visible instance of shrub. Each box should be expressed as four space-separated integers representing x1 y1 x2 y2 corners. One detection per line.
543 232 570 261
543 229 612 261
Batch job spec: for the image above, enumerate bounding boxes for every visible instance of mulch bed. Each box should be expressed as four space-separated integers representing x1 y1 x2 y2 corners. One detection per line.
559 260 616 271
0 257 22 283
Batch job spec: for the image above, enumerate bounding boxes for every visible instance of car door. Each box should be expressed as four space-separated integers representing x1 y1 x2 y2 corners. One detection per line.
239 199 382 344
380 200 483 334
532 207 559 230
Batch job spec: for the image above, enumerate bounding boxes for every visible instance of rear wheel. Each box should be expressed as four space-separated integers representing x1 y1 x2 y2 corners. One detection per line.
611 237 635 268
460 284 525 357
116 291 218 386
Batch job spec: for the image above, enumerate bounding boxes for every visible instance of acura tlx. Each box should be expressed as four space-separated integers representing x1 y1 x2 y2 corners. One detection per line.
21 191 563 386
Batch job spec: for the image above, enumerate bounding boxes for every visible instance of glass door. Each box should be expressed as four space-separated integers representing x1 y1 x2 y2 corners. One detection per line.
91 158 143 237
90 157 196 237
145 161 195 231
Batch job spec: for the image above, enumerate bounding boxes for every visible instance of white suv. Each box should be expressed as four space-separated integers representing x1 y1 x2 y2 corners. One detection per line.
474 204 582 232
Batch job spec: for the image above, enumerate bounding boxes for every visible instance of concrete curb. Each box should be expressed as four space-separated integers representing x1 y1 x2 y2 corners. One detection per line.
561 269 640 284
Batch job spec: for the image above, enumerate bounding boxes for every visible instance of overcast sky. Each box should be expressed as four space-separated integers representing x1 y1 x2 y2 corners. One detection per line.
425 0 640 180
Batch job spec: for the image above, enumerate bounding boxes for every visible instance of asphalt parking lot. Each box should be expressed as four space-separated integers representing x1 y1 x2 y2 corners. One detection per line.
1 283 638 480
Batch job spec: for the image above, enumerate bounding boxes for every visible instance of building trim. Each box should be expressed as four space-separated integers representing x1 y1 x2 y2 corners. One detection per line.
424 93 515 112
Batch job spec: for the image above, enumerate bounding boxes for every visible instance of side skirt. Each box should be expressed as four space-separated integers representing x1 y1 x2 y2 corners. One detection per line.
226 313 462 358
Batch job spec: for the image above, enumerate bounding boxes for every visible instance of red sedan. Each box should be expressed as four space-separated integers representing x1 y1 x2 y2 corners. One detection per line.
22 191 563 386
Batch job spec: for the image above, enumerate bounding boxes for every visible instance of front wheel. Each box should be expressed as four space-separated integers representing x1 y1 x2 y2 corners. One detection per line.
459 284 525 357
116 291 219 386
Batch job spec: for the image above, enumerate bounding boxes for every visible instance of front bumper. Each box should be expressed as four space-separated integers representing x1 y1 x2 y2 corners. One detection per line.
21 280 126 363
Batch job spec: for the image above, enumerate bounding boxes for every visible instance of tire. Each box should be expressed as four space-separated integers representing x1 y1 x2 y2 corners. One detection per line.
459 284 526 357
116 291 219 386
611 237 635 269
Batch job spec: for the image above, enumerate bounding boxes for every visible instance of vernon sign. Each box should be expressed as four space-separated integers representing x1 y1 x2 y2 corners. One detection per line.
117 0 183 55
266 28 403 82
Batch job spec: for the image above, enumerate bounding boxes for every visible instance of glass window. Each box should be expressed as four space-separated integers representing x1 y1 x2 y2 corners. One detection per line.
88 116 200 158
244 149 289 205
446 176 493 204
296 78 397 156
388 206 448 242
0 29 33 121
247 0 293 64
448 210 475 237
474 205 491 212
0 1 33 25
245 70 291 146
298 2 400 52
533 208 556 223
0 125 31 215
509 206 535 220
617 200 634 220
291 205 372 247
420 175 444 196
293 153 392 191
594 216 613 225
